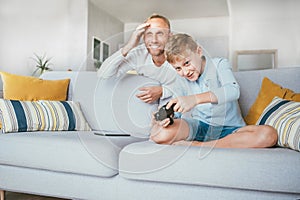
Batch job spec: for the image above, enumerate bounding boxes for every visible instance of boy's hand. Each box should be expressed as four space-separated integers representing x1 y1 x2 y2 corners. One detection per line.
136 86 162 103
167 95 197 113
151 112 172 128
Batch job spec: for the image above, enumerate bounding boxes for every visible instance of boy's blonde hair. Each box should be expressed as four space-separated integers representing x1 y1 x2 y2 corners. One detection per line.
165 33 198 64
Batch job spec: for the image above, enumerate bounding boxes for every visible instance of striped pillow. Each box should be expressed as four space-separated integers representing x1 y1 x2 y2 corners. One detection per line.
0 99 91 133
257 97 300 151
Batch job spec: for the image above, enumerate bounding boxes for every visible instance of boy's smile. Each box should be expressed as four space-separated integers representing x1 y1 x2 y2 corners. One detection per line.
171 50 204 82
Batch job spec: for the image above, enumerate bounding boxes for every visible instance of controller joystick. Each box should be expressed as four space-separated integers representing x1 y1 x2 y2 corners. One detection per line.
154 103 175 125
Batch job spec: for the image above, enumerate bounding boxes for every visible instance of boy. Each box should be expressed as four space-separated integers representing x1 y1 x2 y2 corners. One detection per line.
150 33 278 148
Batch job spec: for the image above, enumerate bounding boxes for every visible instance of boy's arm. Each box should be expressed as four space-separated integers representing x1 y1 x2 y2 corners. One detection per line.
195 91 218 104
163 75 188 100
167 91 217 113
210 59 240 104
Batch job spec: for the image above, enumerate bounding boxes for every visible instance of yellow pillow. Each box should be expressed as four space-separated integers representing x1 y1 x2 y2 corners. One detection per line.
285 88 300 101
0 71 70 101
245 77 287 125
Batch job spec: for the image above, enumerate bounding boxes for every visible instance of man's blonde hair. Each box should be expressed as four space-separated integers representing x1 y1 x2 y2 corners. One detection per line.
165 33 198 64
145 13 171 30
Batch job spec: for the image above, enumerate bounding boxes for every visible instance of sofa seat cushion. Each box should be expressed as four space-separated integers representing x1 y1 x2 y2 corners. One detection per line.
0 131 144 177
119 141 300 194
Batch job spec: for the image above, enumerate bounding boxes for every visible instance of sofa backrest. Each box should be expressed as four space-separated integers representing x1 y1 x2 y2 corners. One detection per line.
3 67 299 129
234 67 300 117
41 71 159 137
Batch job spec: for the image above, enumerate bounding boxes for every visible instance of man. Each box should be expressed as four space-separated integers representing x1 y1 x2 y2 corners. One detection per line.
97 14 178 104
150 33 278 148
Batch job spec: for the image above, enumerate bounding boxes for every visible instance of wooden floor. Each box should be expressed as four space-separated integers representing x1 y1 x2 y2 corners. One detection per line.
4 192 68 200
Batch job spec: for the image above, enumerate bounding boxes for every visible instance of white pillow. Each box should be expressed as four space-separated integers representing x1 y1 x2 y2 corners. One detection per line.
256 97 300 151
0 99 91 133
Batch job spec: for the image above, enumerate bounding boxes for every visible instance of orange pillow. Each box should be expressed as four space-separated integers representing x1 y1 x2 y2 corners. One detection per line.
285 88 300 101
244 77 299 125
0 71 70 101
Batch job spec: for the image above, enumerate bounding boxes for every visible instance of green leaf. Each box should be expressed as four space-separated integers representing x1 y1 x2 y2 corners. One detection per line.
31 53 53 75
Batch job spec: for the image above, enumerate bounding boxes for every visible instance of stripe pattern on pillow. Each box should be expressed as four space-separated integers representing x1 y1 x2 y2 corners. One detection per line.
0 99 91 133
257 97 300 151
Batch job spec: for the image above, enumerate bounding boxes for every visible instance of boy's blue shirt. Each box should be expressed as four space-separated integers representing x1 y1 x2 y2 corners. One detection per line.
174 57 246 127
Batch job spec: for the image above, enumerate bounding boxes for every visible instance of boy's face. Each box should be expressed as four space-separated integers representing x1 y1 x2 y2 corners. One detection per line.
171 49 203 82
143 18 170 57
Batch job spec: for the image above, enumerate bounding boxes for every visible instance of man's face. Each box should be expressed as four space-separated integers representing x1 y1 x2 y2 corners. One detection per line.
143 18 170 56
171 50 203 82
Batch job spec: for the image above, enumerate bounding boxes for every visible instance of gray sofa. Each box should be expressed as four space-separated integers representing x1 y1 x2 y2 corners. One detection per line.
0 67 300 200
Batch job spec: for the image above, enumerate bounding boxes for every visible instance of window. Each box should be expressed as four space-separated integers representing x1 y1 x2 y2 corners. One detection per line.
93 37 101 61
102 42 109 62
234 49 278 71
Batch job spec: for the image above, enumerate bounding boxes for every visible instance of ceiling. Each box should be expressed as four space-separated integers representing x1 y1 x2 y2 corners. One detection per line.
90 0 229 23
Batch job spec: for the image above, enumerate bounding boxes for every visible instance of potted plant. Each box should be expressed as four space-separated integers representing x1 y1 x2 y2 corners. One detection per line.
31 53 53 76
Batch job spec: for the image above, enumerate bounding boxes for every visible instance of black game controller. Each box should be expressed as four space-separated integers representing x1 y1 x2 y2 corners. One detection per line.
154 103 175 125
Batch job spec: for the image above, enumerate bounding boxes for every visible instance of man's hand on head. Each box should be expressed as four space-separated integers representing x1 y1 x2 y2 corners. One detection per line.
136 86 162 103
122 23 151 57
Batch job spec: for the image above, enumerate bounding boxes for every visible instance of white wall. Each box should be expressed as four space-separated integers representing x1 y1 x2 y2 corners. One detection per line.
86 1 124 70
124 16 229 41
124 0 300 69
0 0 88 75
0 0 125 76
172 17 229 58
124 17 229 58
230 0 300 68
1 0 298 77
66 0 89 71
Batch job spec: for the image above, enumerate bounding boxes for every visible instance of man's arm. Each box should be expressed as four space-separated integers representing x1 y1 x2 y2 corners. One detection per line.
121 23 150 57
97 49 132 78
136 86 162 104
97 23 150 79
137 68 184 103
